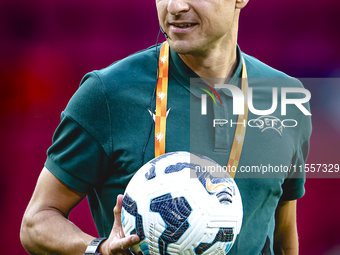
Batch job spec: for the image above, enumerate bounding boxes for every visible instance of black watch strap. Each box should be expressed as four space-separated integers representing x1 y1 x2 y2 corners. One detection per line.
83 237 107 255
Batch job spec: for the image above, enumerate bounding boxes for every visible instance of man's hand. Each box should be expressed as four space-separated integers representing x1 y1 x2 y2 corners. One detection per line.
99 194 140 255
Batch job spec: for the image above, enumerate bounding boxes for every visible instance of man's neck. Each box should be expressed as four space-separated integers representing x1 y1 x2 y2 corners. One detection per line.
178 41 238 85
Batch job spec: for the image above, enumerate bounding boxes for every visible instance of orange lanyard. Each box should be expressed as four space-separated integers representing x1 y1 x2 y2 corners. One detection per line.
154 41 170 158
154 41 248 179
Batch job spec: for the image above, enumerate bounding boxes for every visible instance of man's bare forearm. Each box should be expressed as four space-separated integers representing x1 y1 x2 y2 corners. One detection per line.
20 168 94 255
273 200 299 255
20 201 94 254
20 168 139 255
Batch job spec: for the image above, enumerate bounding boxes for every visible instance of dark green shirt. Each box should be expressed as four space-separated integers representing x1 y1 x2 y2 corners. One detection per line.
46 44 311 255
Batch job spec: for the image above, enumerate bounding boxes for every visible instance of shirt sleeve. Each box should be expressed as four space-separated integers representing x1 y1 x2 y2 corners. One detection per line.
45 72 113 193
280 103 312 201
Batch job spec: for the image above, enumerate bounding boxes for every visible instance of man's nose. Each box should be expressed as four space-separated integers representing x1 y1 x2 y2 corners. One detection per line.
167 0 190 16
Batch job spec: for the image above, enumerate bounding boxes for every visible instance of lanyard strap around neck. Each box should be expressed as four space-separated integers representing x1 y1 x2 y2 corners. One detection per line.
154 41 248 179
226 56 248 178
154 41 170 157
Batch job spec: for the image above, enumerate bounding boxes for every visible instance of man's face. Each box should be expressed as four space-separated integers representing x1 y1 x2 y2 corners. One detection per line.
156 0 238 56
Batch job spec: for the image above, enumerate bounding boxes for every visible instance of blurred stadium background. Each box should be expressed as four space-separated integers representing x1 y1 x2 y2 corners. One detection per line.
0 0 339 254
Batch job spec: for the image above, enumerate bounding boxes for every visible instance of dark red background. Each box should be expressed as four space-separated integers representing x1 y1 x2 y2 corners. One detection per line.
1 0 339 254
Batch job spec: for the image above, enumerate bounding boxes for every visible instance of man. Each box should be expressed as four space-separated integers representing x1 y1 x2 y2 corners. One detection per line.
20 0 311 254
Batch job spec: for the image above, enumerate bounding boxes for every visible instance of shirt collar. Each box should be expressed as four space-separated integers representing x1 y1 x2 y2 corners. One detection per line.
169 45 243 98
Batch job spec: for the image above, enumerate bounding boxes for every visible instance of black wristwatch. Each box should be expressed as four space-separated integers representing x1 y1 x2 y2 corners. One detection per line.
83 237 107 255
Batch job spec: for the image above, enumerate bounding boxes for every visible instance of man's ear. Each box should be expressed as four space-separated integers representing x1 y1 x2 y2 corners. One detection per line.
236 0 249 10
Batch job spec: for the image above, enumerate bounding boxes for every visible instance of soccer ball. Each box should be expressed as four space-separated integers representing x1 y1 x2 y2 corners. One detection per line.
121 151 243 255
